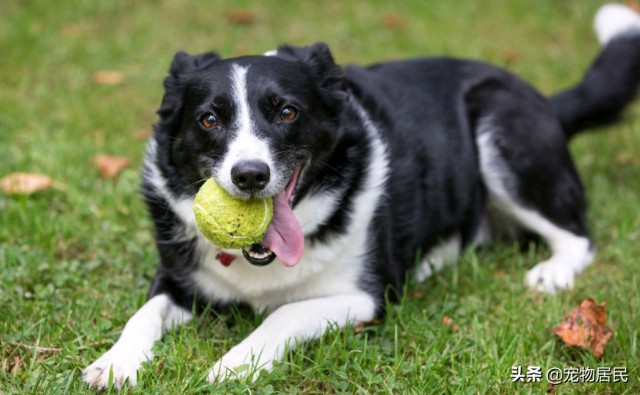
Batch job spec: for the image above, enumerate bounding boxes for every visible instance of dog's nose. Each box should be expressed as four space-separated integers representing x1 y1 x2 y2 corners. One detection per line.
231 160 271 191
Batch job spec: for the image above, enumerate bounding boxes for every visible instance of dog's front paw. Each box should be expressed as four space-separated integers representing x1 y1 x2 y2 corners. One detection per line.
208 348 273 383
526 259 576 294
82 349 149 390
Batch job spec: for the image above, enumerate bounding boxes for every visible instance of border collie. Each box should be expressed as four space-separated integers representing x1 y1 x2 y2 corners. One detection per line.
83 4 640 389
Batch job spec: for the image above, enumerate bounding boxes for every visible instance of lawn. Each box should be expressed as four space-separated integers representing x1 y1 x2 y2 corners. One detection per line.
1 0 639 393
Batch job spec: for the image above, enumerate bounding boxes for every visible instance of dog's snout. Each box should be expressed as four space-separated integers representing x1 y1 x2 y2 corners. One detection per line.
231 160 271 191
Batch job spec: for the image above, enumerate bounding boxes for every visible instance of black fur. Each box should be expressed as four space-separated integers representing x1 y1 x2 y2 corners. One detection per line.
551 34 640 137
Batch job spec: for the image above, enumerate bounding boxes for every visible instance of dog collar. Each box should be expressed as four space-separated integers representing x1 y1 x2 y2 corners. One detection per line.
216 252 236 267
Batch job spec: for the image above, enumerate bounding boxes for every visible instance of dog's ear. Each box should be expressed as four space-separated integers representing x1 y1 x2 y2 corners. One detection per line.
168 51 220 77
157 51 221 120
277 42 347 102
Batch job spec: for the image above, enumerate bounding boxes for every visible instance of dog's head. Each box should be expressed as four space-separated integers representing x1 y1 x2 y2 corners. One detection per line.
152 42 346 266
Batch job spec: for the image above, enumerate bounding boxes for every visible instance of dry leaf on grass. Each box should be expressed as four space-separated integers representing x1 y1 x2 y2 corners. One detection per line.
9 355 20 376
552 298 613 359
625 0 640 14
1 173 53 195
615 152 636 166
382 12 404 29
93 70 125 86
442 315 460 332
133 128 151 141
95 155 131 179
503 50 520 66
60 24 82 38
354 319 381 334
226 9 256 25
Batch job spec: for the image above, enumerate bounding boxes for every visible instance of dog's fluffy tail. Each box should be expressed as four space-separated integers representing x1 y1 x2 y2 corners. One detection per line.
550 4 640 139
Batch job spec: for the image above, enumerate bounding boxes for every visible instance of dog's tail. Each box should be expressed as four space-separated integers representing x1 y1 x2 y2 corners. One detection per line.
550 4 640 139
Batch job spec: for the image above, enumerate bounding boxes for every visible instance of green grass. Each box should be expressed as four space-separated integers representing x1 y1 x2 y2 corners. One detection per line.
1 0 639 393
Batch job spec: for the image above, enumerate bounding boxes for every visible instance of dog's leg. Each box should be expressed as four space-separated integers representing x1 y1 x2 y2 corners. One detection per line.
415 234 461 282
82 294 192 390
476 130 594 294
208 292 376 382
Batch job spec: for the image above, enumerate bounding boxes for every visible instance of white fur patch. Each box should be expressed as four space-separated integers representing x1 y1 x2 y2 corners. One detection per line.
208 292 376 382
142 139 200 242
263 49 278 57
476 131 594 294
216 65 281 196
294 191 342 235
594 4 640 46
83 295 192 389
415 234 462 282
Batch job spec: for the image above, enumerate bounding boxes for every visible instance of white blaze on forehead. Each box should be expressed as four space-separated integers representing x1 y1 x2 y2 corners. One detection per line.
217 65 275 192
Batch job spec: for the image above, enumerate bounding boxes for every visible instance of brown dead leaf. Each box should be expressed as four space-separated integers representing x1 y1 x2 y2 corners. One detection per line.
10 355 20 375
226 9 256 25
354 319 381 334
233 49 250 57
60 24 82 38
493 269 506 278
442 315 460 332
95 155 131 179
551 298 613 359
615 152 636 166
504 50 520 66
625 1 640 14
382 12 404 29
408 289 425 298
546 382 557 394
93 70 124 86
134 128 151 141
1 173 53 195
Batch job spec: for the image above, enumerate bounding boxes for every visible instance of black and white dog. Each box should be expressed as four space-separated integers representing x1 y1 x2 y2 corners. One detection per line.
83 4 640 389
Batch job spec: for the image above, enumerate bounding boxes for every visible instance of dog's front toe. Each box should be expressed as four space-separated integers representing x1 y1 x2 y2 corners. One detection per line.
208 348 273 383
526 259 577 294
83 351 145 390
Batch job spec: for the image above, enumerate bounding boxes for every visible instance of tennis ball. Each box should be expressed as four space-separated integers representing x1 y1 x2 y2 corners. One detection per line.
193 179 273 249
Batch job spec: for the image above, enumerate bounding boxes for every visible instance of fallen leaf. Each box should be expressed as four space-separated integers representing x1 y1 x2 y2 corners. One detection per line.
547 382 557 394
233 49 250 57
442 315 460 332
354 319 381 334
134 128 151 141
625 1 640 14
503 50 520 66
93 70 124 86
95 155 131 179
9 355 20 375
155 360 164 375
1 173 53 195
60 24 82 38
615 152 636 166
493 269 506 278
408 289 425 298
552 298 613 359
382 12 404 29
226 9 256 25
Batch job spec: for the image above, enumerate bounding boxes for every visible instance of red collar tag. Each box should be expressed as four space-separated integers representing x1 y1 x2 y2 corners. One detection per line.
217 252 236 267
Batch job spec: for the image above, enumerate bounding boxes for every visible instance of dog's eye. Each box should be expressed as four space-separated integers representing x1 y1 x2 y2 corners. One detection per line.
199 113 218 129
279 106 298 122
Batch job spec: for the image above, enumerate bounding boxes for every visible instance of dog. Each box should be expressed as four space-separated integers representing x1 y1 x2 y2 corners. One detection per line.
83 4 640 389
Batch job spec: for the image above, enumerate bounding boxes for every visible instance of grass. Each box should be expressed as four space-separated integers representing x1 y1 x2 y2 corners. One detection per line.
1 0 639 393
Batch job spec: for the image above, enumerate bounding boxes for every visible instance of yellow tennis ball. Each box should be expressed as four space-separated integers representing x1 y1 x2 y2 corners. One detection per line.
193 179 273 249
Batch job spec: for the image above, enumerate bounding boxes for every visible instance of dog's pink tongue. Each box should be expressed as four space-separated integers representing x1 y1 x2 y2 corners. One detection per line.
261 191 304 267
